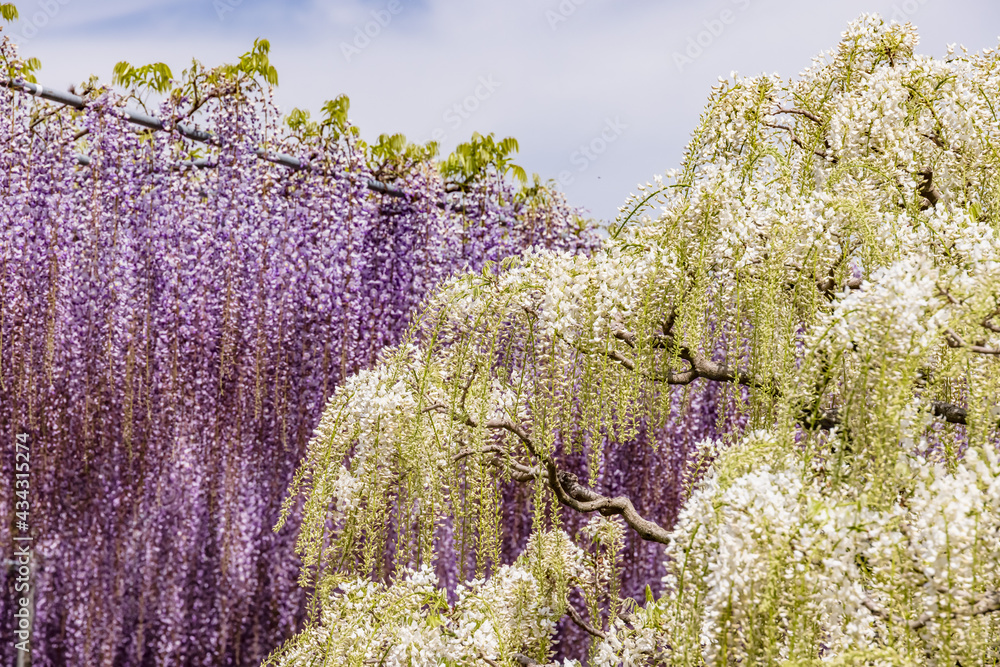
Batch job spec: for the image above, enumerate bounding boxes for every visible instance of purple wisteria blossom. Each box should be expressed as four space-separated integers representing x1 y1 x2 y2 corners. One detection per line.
0 30 603 665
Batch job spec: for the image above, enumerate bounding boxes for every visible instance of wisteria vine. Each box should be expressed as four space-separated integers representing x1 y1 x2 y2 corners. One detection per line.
0 18 607 665
269 16 1000 667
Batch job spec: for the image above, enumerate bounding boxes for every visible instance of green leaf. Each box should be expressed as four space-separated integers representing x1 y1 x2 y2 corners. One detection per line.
234 38 279 86
0 3 17 21
322 95 350 126
112 61 132 84
286 108 315 133
499 137 519 155
112 60 174 94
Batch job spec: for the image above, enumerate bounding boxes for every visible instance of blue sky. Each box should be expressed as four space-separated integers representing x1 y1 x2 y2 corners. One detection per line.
5 0 1000 224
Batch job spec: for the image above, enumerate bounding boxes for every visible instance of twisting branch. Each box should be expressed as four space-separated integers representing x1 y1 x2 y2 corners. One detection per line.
566 602 607 640
422 372 673 544
932 400 1000 428
567 321 775 396
800 405 841 430
764 122 830 159
450 408 672 544
562 314 982 433
916 168 947 209
774 107 823 124
969 590 1000 619
803 399 971 429
452 444 538 483
649 320 776 395
765 122 806 150
982 309 1000 333
935 283 962 306
478 651 502 667
613 329 635 349
460 362 479 408
943 328 1000 355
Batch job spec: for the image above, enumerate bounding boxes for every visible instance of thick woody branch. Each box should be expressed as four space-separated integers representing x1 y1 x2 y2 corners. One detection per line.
935 283 962 306
460 363 478 407
815 246 863 300
916 168 946 208
456 412 672 545
764 122 829 159
651 338 775 396
774 107 823 124
541 456 672 544
566 602 607 640
613 329 636 348
478 652 502 667
944 328 1000 355
591 326 774 396
799 405 841 430
452 444 538 482
981 308 1000 333
799 400 971 430
970 590 1000 619
572 322 982 434
932 400 1000 428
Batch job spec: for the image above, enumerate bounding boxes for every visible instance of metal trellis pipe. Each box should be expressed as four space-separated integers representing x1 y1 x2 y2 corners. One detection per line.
1 77 414 201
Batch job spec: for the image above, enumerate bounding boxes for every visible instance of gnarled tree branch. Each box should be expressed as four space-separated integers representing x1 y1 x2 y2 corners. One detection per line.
774 107 823 124
764 121 829 159
450 408 672 545
944 327 1000 355
566 602 607 640
916 168 947 209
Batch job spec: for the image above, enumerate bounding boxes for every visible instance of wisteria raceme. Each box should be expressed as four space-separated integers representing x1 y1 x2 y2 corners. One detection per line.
0 24 601 666
272 16 1000 666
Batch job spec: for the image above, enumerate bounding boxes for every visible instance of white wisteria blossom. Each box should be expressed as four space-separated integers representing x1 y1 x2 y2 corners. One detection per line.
265 531 589 667
270 15 1000 666
595 436 1000 666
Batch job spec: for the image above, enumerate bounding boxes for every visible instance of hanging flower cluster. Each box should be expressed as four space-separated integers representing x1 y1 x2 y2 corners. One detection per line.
601 436 1000 666
275 15 1000 666
0 17 599 666
266 529 591 667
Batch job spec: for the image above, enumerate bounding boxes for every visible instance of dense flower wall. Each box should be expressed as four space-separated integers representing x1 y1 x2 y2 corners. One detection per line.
0 28 608 665
265 16 1000 666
